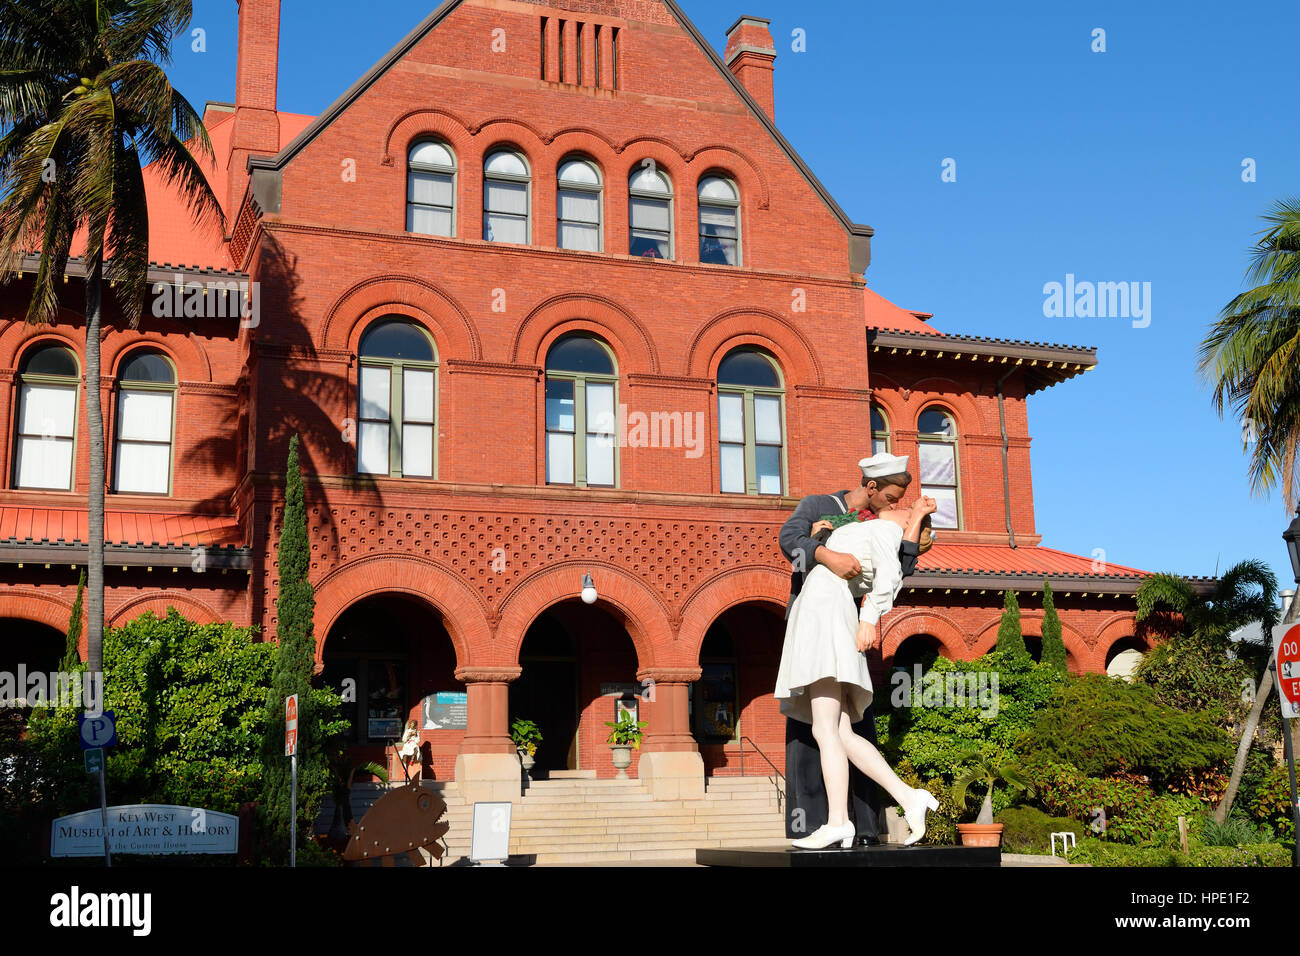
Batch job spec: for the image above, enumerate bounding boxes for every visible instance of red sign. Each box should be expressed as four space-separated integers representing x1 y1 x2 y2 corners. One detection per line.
285 694 299 756
1277 625 1300 717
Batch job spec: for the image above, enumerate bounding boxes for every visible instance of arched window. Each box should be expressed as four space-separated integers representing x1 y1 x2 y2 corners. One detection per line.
12 343 79 490
629 163 672 259
871 405 890 455
717 348 784 495
483 148 530 244
545 334 617 487
407 140 457 237
918 407 960 529
698 175 739 265
113 351 176 495
557 158 602 252
357 319 437 478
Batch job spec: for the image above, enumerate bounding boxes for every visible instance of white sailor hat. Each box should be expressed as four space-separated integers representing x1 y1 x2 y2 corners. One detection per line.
859 453 909 480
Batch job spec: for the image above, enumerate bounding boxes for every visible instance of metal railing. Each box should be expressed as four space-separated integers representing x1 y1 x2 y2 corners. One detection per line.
736 736 785 814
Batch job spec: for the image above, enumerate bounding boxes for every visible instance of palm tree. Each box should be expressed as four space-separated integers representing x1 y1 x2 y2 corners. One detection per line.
1135 560 1280 823
0 0 225 679
1199 196 1300 512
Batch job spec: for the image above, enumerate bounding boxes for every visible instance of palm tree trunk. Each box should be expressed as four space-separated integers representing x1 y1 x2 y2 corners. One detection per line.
1214 596 1298 823
84 260 105 682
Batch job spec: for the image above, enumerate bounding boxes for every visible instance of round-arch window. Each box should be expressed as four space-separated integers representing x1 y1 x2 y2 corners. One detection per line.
918 408 955 436
408 140 456 237
19 344 78 377
360 320 435 362
557 158 602 252
871 405 890 455
629 164 672 259
698 175 739 266
718 349 780 388
120 352 175 383
917 406 959 529
546 335 615 375
484 149 531 244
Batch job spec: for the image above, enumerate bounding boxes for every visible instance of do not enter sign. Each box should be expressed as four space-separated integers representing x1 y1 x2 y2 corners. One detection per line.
285 694 299 756
1274 623 1300 719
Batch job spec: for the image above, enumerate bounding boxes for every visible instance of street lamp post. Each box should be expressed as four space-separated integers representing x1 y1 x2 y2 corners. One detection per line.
1283 505 1300 623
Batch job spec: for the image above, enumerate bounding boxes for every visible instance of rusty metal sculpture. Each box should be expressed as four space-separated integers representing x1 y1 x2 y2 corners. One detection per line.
342 780 450 866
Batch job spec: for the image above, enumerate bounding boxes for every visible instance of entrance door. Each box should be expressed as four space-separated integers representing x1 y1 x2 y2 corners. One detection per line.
510 657 578 775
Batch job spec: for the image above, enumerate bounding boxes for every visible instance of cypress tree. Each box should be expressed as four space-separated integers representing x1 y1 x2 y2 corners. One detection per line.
60 570 85 673
1040 579 1068 673
997 589 1027 658
257 435 323 862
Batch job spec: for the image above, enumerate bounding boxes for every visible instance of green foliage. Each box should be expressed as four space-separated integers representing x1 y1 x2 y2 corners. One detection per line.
258 435 344 863
1136 561 1278 642
1067 837 1291 867
950 743 1034 824
510 718 542 755
875 649 1066 782
1133 632 1254 733
605 712 648 748
1039 581 1068 674
996 590 1026 658
1017 673 1233 785
995 805 1084 855
1201 810 1276 846
61 571 85 673
1251 763 1296 840
894 759 957 845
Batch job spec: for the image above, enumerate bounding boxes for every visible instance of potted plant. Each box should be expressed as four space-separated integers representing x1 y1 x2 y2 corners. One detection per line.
604 711 648 780
510 718 542 772
950 745 1035 848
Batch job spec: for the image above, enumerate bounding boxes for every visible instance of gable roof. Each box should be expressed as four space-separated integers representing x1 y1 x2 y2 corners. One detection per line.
245 0 873 252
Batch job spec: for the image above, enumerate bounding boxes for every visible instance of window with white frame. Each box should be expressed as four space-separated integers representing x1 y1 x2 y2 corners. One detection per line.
629 163 672 259
918 407 960 529
717 348 784 496
545 334 617 487
557 157 602 251
698 175 740 265
407 140 457 237
357 319 437 478
12 343 79 490
483 148 530 244
113 351 176 495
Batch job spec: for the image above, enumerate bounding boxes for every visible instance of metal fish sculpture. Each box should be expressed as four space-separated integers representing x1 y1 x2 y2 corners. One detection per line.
342 782 450 867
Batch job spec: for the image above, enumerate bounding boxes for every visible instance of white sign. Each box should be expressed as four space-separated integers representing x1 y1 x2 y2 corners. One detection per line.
470 801 512 863
1274 623 1300 719
285 693 298 756
51 805 237 857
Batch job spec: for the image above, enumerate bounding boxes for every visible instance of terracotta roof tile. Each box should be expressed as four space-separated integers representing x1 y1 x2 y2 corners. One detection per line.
0 507 242 547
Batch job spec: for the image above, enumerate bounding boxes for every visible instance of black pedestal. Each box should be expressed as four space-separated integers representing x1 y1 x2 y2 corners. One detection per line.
696 844 1000 867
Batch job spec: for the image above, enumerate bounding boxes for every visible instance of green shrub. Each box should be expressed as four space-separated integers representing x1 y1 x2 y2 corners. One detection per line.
1201 811 1275 846
1251 764 1296 840
996 805 1083 854
1068 838 1290 867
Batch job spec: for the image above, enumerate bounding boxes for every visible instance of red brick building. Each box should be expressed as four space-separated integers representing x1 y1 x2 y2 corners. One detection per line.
0 0 1172 801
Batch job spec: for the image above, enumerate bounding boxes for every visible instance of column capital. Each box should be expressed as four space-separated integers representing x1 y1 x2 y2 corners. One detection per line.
636 667 701 685
454 666 521 684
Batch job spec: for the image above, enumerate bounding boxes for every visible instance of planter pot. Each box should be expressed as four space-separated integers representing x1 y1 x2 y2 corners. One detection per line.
517 749 535 772
957 823 1004 848
610 744 633 780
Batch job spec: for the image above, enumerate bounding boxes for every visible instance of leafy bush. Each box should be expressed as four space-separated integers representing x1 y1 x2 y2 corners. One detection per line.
1201 811 1275 846
1251 763 1296 840
995 805 1083 855
1017 673 1233 785
894 758 957 845
1068 837 1290 867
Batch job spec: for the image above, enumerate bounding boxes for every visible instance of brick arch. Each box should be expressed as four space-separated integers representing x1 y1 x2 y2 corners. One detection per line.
908 384 989 436
618 134 691 162
101 333 209 384
471 118 550 147
312 555 486 669
866 377 908 440
510 293 658 373
687 309 823 385
687 145 771 210
1092 612 1143 671
880 608 967 662
677 566 790 662
497 561 672 669
321 274 481 360
0 589 74 636
971 609 1089 666
381 107 475 163
548 127 621 158
0 320 84 371
108 593 222 627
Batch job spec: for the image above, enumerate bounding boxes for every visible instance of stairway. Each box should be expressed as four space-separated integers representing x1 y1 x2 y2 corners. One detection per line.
320 772 788 865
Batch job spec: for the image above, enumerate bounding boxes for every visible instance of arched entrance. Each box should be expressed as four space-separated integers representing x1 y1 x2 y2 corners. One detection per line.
0 619 65 680
1105 636 1147 680
510 610 579 775
692 602 785 776
889 633 944 676
320 594 460 779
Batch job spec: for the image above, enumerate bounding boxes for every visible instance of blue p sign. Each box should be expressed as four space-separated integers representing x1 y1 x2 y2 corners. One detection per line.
78 711 117 750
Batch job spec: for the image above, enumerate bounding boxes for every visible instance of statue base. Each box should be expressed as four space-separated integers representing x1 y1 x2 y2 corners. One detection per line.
696 844 1000 867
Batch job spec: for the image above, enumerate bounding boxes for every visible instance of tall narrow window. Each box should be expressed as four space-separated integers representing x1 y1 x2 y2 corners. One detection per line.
545 334 617 487
12 343 78 490
918 407 960 529
629 163 672 259
717 348 784 495
113 351 176 494
698 175 740 265
357 319 437 478
483 149 530 244
871 405 890 455
557 158 602 251
407 140 456 237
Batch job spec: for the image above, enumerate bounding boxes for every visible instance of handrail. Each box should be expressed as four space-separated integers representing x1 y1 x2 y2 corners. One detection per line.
736 736 785 814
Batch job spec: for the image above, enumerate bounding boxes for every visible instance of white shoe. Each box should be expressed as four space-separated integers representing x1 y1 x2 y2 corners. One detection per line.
903 789 940 846
791 821 855 850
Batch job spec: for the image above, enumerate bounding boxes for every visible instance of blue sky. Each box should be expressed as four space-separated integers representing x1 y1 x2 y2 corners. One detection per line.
169 0 1300 591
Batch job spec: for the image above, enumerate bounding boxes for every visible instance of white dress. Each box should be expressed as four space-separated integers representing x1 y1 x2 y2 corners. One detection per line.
774 519 905 725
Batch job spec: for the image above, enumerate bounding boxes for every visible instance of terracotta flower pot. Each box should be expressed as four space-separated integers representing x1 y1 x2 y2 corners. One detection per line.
956 823 1004 847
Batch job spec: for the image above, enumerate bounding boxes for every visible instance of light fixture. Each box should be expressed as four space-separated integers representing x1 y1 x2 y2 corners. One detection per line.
581 573 598 605
1284 503 1300 586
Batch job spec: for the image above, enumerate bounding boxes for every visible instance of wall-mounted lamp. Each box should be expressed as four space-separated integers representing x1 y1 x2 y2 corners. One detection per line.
581 573 598 605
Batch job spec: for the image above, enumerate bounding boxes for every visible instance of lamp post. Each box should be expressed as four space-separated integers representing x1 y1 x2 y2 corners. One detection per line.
1284 505 1300 623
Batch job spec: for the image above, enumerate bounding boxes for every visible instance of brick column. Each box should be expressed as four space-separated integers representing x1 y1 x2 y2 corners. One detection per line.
597 25 615 89
562 19 578 85
636 666 705 800
543 16 560 83
580 22 597 87
453 666 523 802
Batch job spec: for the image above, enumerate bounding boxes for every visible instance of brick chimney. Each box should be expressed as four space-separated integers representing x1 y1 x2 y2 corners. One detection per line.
724 16 777 121
227 0 282 232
